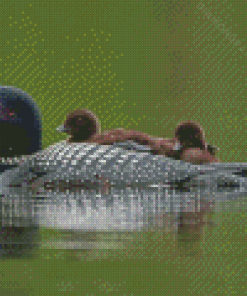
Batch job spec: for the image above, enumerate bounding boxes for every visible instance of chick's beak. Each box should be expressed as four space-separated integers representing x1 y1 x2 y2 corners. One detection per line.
56 124 71 134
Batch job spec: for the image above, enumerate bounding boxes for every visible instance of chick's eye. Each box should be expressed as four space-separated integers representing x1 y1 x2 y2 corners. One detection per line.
77 119 85 125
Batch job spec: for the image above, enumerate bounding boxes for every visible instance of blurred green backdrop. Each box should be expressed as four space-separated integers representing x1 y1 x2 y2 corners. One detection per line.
1 0 246 161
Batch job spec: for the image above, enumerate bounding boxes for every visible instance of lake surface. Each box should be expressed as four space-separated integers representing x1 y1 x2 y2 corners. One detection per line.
0 182 246 295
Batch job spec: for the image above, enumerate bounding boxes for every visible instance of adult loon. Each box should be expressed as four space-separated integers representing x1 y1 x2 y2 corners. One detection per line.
0 100 245 189
0 140 246 190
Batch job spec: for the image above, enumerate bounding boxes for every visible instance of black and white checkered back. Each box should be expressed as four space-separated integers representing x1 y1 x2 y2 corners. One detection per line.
0 141 246 188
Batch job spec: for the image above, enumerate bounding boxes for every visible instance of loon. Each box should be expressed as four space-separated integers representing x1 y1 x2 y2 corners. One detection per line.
0 96 245 189
0 140 246 189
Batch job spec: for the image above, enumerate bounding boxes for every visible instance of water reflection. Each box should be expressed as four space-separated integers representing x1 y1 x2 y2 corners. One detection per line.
0 180 246 260
0 187 41 259
38 184 246 260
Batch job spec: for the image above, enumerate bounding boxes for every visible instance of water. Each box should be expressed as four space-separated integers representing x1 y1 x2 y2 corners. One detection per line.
0 183 246 254
0 177 246 295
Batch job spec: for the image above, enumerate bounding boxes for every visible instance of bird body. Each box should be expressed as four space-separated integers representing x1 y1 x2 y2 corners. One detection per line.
0 140 246 189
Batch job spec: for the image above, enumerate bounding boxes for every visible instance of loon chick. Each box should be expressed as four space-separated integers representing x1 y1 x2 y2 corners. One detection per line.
56 108 101 143
166 121 220 165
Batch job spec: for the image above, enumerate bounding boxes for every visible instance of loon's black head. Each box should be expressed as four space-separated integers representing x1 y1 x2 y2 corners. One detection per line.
0 86 42 172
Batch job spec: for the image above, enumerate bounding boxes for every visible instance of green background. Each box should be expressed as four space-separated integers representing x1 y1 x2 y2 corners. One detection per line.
1 0 246 161
0 0 246 295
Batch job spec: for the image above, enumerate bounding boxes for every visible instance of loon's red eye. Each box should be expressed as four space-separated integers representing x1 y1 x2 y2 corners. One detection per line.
6 108 16 116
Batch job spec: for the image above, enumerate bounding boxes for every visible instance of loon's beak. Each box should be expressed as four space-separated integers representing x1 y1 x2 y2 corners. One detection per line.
56 124 71 134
